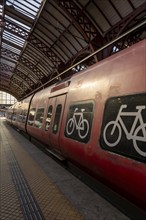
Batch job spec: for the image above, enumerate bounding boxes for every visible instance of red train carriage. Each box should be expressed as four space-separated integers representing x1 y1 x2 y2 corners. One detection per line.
6 39 146 212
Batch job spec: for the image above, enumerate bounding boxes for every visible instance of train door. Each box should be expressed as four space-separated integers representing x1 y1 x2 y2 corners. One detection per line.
44 94 66 154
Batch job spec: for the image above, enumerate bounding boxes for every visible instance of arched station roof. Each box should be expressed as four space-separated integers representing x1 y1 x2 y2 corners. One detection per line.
0 0 146 100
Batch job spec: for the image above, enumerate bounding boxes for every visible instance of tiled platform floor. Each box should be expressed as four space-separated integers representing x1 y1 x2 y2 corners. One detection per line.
0 118 130 220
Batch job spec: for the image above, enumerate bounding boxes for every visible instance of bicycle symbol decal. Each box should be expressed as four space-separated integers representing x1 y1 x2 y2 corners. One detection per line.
66 108 89 139
103 104 146 157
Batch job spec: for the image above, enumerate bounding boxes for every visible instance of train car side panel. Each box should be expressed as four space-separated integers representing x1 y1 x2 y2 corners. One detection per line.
59 40 146 210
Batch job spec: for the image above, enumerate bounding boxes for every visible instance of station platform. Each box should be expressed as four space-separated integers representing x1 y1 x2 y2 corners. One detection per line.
0 118 130 220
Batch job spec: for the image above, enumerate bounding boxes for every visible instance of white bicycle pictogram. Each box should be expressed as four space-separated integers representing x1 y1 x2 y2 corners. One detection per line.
103 104 146 157
66 108 89 139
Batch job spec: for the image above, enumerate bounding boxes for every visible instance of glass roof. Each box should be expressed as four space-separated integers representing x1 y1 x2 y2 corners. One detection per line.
1 0 42 71
3 30 25 47
0 0 145 100
6 0 41 19
2 42 21 55
0 4 3 34
5 15 31 31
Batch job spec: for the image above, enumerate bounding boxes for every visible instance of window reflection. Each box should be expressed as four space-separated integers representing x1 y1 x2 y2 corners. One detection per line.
45 105 53 131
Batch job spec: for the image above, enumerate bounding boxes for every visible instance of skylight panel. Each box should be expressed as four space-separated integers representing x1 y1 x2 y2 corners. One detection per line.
1 58 16 67
3 30 25 47
2 43 21 55
0 4 3 33
30 0 42 8
5 15 31 31
6 0 41 19
17 0 40 12
0 5 2 15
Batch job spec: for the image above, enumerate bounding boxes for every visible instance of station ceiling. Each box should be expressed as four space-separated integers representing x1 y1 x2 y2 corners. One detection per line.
0 0 146 100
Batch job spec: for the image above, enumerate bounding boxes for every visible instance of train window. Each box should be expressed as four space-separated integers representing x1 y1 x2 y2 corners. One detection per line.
28 108 36 126
52 104 62 134
22 109 27 124
45 105 53 131
65 102 94 143
12 112 17 121
34 108 44 129
6 112 12 120
100 93 146 163
17 111 23 122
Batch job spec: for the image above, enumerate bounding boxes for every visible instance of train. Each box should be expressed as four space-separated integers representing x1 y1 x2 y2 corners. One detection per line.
6 39 146 212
